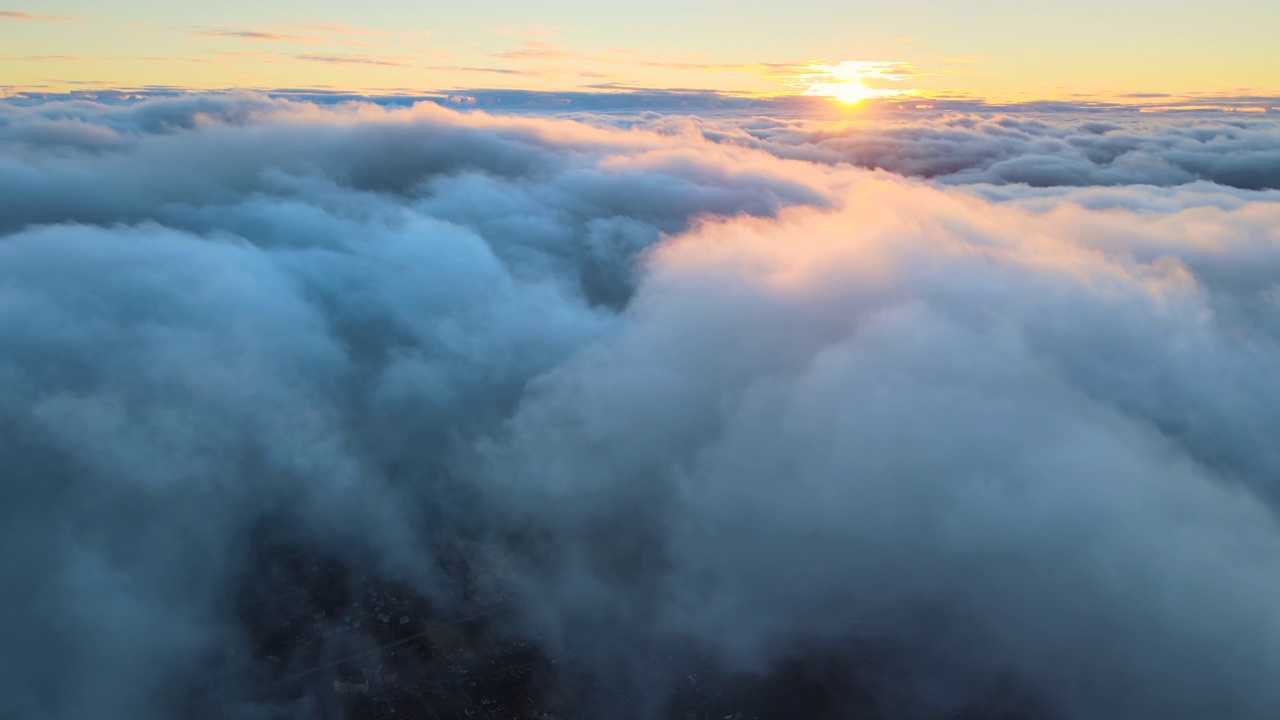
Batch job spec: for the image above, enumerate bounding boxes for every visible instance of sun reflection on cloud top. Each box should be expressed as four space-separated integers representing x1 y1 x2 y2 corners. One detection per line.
793 60 919 104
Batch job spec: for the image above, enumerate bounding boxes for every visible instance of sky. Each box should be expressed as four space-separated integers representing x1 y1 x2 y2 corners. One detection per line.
3 0 1280 104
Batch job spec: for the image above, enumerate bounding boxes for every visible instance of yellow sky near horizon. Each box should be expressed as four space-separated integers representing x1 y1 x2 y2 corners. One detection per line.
2 0 1278 105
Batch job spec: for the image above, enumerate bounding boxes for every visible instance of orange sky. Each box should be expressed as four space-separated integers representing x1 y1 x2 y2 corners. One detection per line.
2 0 1279 105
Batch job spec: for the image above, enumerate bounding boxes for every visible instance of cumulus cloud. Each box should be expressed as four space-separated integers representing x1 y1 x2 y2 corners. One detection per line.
479 178 1280 719
1 94 1280 720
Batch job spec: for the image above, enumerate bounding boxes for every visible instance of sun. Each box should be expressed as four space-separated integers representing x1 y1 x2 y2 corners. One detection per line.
821 81 897 105
794 60 917 105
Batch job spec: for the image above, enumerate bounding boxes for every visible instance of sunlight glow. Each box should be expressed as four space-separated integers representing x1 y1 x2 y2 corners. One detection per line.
795 60 918 105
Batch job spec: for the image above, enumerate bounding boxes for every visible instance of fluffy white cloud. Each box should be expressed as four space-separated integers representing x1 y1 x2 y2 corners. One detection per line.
481 177 1280 719
1 94 1279 719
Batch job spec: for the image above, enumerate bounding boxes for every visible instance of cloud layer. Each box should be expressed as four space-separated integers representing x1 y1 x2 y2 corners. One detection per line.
2 94 1280 720
636 111 1280 190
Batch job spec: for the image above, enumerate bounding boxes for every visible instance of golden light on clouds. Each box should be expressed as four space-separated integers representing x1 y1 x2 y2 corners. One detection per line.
793 60 919 104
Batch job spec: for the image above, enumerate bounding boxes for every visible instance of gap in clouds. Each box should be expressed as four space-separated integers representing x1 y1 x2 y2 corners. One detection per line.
1 93 1280 720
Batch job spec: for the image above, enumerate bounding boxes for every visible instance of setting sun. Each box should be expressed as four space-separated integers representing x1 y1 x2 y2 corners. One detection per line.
794 60 917 104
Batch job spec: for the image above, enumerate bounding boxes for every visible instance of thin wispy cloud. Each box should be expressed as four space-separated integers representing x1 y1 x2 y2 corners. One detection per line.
1 53 221 65
291 53 410 67
488 41 789 87
487 23 557 38
424 65 528 75
301 21 396 39
190 28 315 43
492 40 590 62
187 22 422 52
0 54 82 62
0 9 80 21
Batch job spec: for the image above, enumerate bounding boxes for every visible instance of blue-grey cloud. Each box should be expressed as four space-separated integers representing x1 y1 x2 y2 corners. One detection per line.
1 94 1280 720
